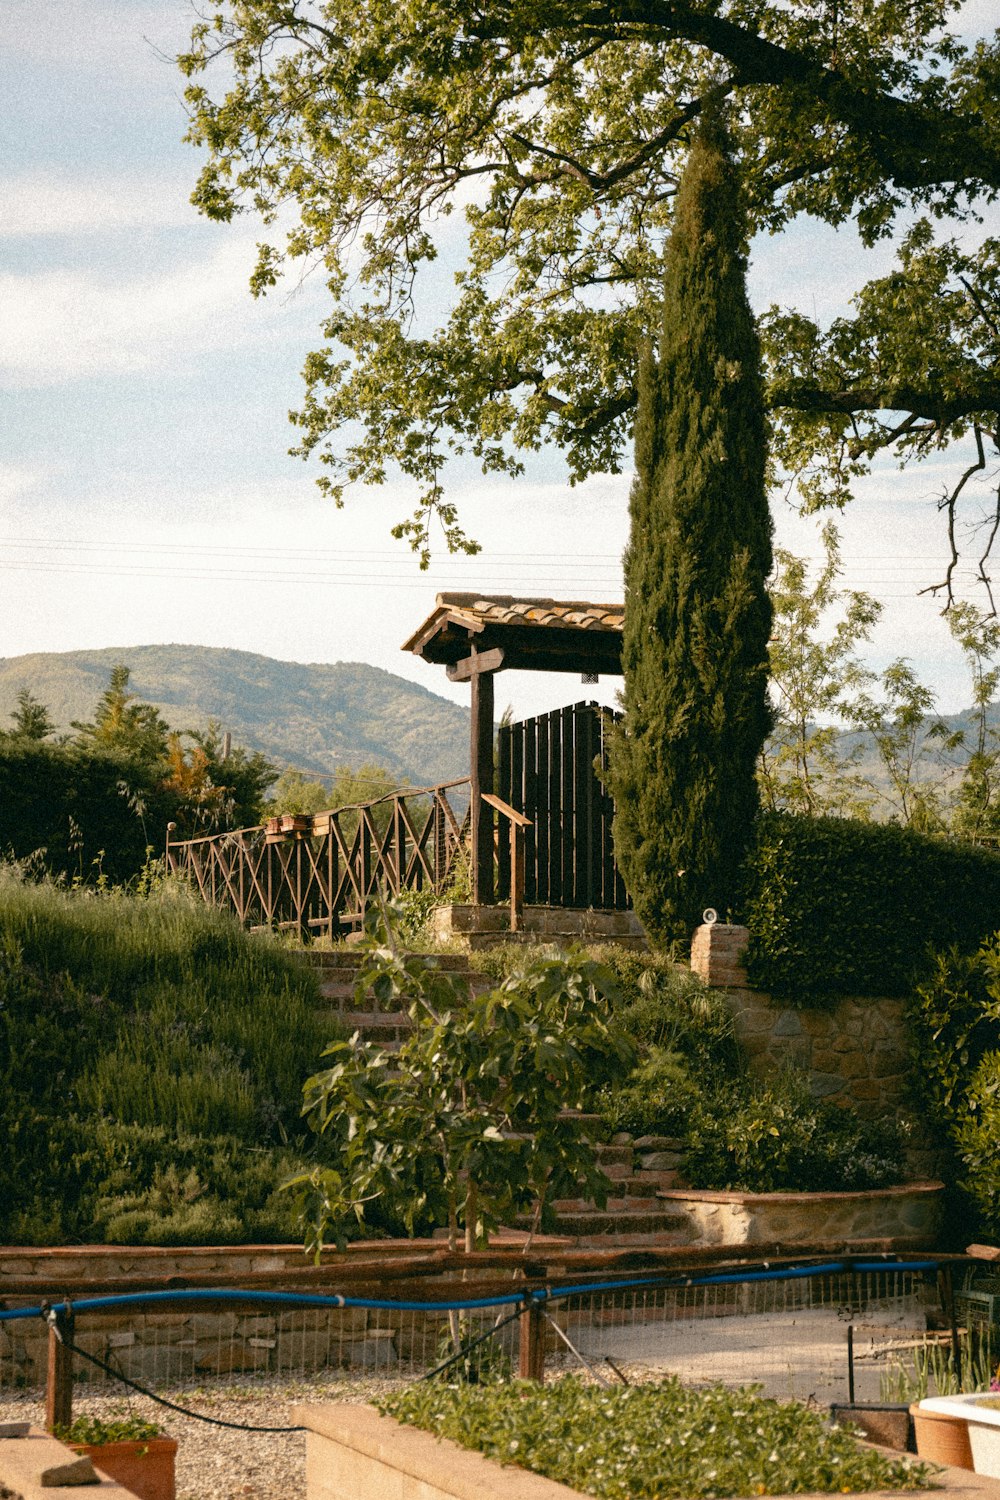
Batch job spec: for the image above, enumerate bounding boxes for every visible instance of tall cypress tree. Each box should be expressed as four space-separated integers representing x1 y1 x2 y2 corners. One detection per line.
606 118 772 946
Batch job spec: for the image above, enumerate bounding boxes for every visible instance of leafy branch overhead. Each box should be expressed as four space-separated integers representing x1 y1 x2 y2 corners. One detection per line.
182 0 1000 573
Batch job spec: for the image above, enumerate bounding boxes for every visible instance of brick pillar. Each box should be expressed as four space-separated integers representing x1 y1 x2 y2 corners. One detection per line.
690 922 749 988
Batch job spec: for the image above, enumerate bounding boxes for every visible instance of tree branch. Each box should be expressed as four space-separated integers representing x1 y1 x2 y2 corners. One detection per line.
474 0 1000 193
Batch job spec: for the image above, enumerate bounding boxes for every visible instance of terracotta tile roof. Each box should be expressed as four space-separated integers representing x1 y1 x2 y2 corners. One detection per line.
402 593 624 673
422 593 623 635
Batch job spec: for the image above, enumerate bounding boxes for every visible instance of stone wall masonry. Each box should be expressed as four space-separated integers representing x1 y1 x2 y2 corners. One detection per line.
690 922 913 1124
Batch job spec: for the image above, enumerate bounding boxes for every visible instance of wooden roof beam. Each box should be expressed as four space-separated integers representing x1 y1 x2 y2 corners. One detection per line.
446 646 506 682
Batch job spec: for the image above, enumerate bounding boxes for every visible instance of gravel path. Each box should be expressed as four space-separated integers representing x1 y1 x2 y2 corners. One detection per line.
0 1373 408 1500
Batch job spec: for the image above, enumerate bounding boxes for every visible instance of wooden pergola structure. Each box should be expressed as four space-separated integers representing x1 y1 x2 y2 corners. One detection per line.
403 594 624 905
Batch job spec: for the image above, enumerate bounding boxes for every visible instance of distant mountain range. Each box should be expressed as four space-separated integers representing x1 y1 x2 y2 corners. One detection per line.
0 644 470 789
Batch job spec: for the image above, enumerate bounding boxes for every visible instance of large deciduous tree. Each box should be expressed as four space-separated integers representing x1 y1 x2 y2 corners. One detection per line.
181 1 1000 583
605 119 771 945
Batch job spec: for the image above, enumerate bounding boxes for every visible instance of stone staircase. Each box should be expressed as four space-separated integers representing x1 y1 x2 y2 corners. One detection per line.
298 949 691 1250
304 948 490 1048
527 1135 690 1247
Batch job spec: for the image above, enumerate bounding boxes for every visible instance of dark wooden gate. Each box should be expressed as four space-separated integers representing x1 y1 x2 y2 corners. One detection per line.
495 701 628 910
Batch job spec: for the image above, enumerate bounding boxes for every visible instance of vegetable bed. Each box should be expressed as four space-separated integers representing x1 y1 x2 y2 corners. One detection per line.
381 1378 931 1500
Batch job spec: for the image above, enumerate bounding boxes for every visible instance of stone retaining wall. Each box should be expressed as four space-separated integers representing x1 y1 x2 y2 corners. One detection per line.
690 922 911 1120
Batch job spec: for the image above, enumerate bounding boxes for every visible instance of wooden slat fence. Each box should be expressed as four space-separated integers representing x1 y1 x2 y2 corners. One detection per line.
166 780 471 940
496 701 629 911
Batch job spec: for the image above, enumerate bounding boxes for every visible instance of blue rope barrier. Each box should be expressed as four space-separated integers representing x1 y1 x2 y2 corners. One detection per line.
0 1258 943 1324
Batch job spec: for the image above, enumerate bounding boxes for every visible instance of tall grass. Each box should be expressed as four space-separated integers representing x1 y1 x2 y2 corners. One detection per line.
0 870 338 1244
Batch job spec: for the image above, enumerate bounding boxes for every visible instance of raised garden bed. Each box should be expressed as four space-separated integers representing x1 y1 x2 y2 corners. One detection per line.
656 1181 945 1247
294 1381 935 1500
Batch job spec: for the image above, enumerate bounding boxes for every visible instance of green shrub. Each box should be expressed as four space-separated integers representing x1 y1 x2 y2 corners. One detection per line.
55 1416 163 1445
743 812 1000 1001
682 1073 909 1192
907 940 1000 1133
951 1050 1000 1241
583 949 737 1137
596 1048 705 1138
905 936 1000 1242
0 739 176 884
381 1376 930 1497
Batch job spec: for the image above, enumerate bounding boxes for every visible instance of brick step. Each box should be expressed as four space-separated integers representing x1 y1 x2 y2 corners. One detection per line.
302 950 477 973
317 977 485 1006
526 1208 691 1238
464 932 648 953
633 1168 684 1189
551 1193 670 1213
567 1228 692 1249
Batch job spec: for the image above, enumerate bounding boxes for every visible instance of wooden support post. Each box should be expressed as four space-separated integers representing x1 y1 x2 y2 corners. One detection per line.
45 1309 74 1433
511 820 525 932
518 1299 546 1382
470 660 495 906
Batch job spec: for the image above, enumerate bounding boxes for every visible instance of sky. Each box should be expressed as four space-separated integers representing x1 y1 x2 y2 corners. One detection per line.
2 0 998 728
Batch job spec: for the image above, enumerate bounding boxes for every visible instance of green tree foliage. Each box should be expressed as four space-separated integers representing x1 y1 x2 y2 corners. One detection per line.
180 1 1000 572
7 689 55 742
72 665 170 762
0 669 276 877
849 660 957 830
266 767 334 817
0 740 175 884
761 524 879 817
163 721 277 837
605 120 771 944
288 931 633 1256
948 604 1000 839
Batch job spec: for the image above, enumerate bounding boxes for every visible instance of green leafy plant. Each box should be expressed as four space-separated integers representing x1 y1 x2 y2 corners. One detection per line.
54 1415 163 1445
381 1376 931 1497
682 1073 909 1193
286 928 634 1257
879 1328 998 1403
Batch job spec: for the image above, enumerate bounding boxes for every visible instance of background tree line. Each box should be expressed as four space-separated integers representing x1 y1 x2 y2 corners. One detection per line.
0 666 403 884
764 526 1000 840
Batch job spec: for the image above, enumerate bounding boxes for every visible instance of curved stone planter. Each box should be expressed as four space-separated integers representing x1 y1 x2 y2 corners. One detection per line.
656 1181 945 1247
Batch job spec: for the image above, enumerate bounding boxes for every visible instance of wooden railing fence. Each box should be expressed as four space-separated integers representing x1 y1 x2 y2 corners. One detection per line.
166 779 471 940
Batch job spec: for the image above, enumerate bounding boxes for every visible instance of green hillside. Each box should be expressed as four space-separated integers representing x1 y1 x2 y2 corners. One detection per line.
0 644 469 789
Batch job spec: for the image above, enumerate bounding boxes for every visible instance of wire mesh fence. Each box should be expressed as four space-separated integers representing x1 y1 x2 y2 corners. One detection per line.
0 1258 963 1414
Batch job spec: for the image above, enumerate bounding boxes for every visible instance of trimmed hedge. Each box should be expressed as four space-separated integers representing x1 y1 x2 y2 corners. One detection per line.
0 739 176 883
743 812 1000 1001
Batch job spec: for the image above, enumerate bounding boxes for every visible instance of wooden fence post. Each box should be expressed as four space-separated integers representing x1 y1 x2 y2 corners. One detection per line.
518 1298 546 1382
45 1308 74 1433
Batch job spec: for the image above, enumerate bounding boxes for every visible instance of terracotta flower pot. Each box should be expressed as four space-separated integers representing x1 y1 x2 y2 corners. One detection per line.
909 1402 974 1470
71 1436 177 1500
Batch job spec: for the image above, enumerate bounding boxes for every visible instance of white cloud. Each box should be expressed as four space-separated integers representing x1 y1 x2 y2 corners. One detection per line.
6 2 189 83
0 234 313 385
0 463 50 507
0 172 198 237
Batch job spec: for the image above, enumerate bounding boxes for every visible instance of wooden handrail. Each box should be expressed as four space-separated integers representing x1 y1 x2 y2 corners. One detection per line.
482 794 529 932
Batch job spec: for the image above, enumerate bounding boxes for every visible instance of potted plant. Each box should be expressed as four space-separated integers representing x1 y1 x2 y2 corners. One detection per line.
55 1414 176 1500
